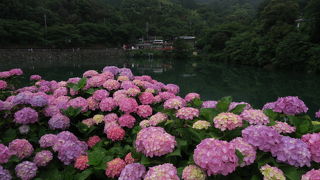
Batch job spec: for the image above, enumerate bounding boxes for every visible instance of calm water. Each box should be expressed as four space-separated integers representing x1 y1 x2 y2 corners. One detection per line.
1 56 320 116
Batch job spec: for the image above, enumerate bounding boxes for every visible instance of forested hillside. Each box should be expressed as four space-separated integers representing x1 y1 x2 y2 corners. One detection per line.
0 0 319 71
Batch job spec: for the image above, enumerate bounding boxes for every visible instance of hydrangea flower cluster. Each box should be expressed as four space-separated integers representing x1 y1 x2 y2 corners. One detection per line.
265 96 308 115
14 107 38 125
182 165 206 180
242 125 282 153
15 161 38 180
0 144 11 164
144 163 179 180
228 102 252 111
230 137 256 167
184 93 200 102
118 98 138 113
316 110 320 119
119 163 146 180
87 136 101 148
272 136 311 167
33 150 53 167
135 127 176 157
48 114 70 130
202 100 217 108
124 153 135 164
0 80 8 90
193 138 238 176
260 164 285 180
272 121 296 134
302 133 320 163
137 105 153 118
118 114 136 128
213 112 243 131
105 158 126 178
240 109 269 125
9 139 34 159
0 165 11 180
39 134 57 148
301 169 320 180
74 155 89 170
176 107 199 120
149 112 168 126
139 92 154 105
164 97 186 110
192 120 211 130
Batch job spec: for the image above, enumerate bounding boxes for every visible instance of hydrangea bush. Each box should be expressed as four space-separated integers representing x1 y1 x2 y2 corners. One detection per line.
1 67 320 180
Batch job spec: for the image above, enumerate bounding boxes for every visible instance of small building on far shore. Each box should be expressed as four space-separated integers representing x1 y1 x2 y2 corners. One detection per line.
176 36 196 48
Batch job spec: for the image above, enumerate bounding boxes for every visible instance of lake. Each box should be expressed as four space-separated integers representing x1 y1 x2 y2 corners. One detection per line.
1 54 320 116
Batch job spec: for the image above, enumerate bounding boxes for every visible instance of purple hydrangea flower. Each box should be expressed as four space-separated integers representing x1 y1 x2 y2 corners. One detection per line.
30 95 48 107
33 150 53 167
119 163 146 180
242 125 282 153
202 100 218 108
0 144 11 164
272 136 311 167
15 161 37 180
14 107 38 125
48 114 70 130
230 137 256 167
0 165 11 180
193 138 238 176
39 134 57 148
271 96 308 115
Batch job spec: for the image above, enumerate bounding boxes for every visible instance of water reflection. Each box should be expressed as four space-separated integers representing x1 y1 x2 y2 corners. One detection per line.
1 57 320 116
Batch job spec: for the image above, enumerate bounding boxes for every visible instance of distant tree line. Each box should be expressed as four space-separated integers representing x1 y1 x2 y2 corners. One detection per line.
0 0 319 72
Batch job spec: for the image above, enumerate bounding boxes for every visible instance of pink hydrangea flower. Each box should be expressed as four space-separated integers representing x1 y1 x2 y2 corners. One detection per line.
228 102 252 111
87 136 101 148
83 70 99 78
104 113 118 123
240 109 269 125
135 127 176 157
139 120 150 128
103 79 120 90
82 118 95 127
194 138 238 176
9 68 23 76
144 163 179 180
118 114 136 128
124 153 136 164
105 158 126 178
182 165 206 180
272 121 295 134
92 89 109 101
30 75 41 81
126 88 141 97
68 97 88 112
14 107 38 125
230 137 256 167
106 125 125 141
87 75 105 87
118 98 138 113
119 163 146 180
137 105 153 118
301 169 320 180
53 87 68 97
139 92 154 105
273 96 308 115
242 125 282 153
202 100 218 108
176 107 199 120
213 112 242 131
0 144 11 164
9 139 34 159
302 133 320 163
149 112 168 126
164 84 180 94
185 93 200 102
0 71 11 78
164 97 186 110
99 97 116 112
153 95 162 104
87 97 99 111
39 134 57 148
260 164 285 180
0 80 7 90
33 150 53 167
159 92 176 100
15 161 37 180
74 155 89 170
